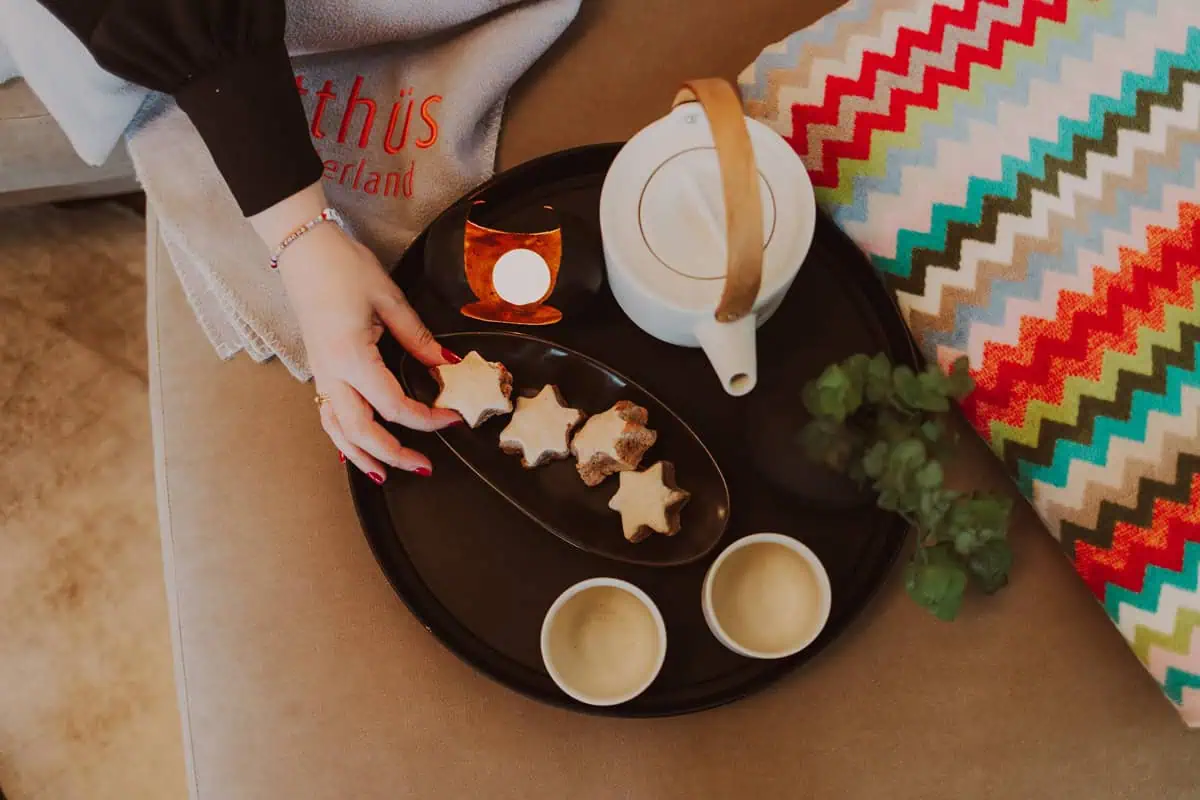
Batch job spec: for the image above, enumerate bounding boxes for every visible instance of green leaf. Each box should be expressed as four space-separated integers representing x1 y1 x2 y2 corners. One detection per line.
886 438 926 477
918 487 957 536
947 356 975 399
914 460 944 490
967 539 1013 594
952 494 1013 541
916 371 951 411
866 353 894 403
918 488 938 519
861 441 889 479
905 546 968 621
807 364 863 423
979 496 1013 536
927 363 953 391
841 355 868 411
818 392 844 422
953 529 980 555
844 353 870 381
898 486 926 516
893 366 923 409
921 420 942 443
875 438 926 508
877 488 900 511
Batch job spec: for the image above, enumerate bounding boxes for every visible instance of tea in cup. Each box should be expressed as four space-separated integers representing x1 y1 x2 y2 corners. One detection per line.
702 533 831 659
541 578 667 706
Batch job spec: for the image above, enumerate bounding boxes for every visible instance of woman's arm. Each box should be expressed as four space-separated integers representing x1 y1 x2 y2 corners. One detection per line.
36 0 460 480
37 0 322 216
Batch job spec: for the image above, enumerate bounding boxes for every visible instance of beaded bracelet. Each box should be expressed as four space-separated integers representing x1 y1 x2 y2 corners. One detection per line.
268 207 347 269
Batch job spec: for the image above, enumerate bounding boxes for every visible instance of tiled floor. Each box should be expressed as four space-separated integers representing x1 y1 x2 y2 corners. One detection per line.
0 202 185 798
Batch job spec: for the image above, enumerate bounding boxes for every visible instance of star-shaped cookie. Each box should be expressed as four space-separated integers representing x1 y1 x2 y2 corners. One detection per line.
431 351 513 428
499 385 585 468
570 400 657 486
607 461 690 543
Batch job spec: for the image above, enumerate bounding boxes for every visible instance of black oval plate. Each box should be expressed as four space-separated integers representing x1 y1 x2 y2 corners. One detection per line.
398 331 730 567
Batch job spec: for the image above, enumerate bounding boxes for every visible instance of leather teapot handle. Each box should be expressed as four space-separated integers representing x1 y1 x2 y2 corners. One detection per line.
671 78 763 324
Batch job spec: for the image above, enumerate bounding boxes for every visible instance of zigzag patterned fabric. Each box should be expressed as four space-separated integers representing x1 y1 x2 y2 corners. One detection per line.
740 0 1200 724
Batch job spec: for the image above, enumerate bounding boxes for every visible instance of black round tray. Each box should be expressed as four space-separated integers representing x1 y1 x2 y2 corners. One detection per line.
350 144 917 717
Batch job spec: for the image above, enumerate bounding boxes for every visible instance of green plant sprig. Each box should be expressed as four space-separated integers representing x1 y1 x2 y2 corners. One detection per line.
801 353 1013 621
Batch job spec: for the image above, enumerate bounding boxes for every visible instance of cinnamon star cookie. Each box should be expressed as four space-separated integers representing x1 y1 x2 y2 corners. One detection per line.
608 461 690 543
570 400 656 487
431 350 513 428
499 385 585 468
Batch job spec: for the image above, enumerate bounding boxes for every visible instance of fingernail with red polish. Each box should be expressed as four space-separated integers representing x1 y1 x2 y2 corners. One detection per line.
441 347 462 365
338 452 346 464
412 467 432 477
368 471 385 485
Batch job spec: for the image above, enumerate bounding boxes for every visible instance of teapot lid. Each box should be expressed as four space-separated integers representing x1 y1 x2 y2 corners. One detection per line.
600 96 816 314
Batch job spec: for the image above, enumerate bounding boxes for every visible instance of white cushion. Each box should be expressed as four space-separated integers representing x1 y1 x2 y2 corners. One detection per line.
0 0 146 167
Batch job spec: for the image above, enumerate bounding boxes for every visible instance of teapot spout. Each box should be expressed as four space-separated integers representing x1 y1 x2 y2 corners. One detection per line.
694 315 758 397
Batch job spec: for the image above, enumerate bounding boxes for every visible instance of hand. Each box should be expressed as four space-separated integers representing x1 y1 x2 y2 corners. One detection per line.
251 183 460 482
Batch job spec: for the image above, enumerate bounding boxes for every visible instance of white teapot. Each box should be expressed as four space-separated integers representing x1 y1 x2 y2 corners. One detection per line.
599 78 816 396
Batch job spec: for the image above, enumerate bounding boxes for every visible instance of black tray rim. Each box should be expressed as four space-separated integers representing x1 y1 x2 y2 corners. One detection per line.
351 142 920 717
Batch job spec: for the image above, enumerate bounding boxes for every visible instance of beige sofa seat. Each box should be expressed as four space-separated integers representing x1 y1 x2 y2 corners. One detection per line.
147 2 1200 797
0 78 136 207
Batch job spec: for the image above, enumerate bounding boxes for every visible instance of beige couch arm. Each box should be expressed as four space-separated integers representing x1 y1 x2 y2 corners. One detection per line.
0 78 137 207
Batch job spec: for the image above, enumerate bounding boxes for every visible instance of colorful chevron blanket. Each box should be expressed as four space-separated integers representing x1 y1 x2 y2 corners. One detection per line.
740 0 1200 725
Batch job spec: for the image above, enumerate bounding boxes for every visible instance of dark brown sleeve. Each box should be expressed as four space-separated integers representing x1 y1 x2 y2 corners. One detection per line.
37 0 324 217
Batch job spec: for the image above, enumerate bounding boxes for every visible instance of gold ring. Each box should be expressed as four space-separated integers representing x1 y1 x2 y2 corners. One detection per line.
314 392 331 409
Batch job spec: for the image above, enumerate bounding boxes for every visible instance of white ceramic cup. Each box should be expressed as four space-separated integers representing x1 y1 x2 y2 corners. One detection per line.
702 533 832 659
540 578 667 706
